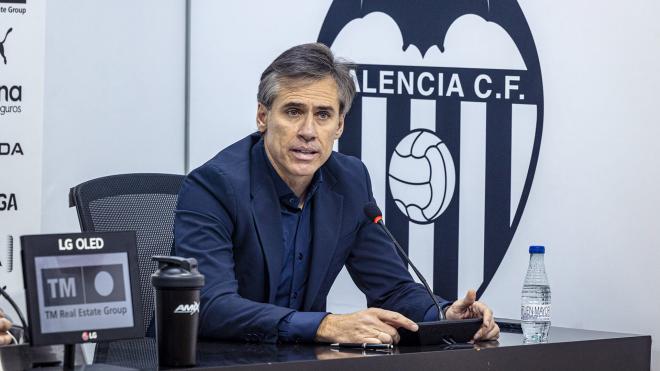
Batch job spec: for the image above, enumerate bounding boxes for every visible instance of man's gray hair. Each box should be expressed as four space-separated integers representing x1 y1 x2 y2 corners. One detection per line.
258 43 356 115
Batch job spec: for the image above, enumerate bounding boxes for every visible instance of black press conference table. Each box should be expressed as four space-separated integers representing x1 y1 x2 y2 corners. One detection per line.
2 322 651 370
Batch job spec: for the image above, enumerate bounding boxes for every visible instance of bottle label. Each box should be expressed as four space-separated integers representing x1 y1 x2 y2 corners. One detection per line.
521 304 551 321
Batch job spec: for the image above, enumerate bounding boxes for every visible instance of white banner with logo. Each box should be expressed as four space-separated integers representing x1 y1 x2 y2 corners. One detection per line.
0 0 46 314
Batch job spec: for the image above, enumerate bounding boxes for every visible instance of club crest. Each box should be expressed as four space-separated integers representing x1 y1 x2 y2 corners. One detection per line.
318 0 544 300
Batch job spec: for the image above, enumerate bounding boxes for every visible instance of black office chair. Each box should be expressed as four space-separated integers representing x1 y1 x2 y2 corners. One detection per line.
69 173 185 368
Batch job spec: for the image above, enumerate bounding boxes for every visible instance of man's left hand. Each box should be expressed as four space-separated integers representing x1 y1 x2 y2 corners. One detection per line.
445 289 500 341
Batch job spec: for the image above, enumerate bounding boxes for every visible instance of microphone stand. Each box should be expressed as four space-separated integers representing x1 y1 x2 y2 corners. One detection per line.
364 204 482 346
374 220 445 321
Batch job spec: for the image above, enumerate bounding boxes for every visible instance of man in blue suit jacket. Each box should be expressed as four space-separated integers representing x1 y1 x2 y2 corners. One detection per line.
174 43 499 344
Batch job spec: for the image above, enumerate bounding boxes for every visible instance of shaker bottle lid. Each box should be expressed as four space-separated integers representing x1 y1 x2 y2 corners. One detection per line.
529 245 545 254
151 255 205 289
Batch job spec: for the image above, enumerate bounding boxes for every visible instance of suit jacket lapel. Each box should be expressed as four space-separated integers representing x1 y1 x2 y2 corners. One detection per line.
250 143 284 303
304 169 343 311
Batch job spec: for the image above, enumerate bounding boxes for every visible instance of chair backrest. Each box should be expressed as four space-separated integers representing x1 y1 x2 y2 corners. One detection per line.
69 173 185 336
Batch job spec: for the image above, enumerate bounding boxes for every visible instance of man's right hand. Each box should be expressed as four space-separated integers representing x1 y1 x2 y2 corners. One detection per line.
314 308 418 344
0 310 13 345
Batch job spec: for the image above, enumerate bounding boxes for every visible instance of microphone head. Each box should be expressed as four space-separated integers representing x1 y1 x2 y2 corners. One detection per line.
363 202 383 223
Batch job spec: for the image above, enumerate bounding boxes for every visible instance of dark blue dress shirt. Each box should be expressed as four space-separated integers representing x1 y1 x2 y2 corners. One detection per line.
263 144 444 342
262 148 329 342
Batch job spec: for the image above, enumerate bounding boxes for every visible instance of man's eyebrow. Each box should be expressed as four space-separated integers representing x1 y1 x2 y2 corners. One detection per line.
280 102 336 112
281 102 305 109
316 105 336 112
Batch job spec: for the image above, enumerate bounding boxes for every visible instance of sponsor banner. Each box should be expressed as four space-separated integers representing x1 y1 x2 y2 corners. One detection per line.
0 0 46 313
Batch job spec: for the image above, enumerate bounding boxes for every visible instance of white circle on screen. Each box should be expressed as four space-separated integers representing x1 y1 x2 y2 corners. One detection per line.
94 271 114 296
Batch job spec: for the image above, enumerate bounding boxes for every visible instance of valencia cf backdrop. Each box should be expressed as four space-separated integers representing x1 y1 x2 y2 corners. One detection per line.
186 0 660 362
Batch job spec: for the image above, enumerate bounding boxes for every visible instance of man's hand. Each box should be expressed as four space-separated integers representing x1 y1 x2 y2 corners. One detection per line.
0 310 13 346
315 308 418 344
445 289 500 341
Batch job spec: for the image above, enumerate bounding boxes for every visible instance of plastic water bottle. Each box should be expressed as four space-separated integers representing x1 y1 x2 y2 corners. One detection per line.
521 245 551 343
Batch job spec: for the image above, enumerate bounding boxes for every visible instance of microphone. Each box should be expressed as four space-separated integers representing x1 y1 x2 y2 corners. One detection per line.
363 202 445 321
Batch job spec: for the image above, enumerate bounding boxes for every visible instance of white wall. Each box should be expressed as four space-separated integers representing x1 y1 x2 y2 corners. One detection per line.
41 0 187 234
187 0 333 169
189 0 660 368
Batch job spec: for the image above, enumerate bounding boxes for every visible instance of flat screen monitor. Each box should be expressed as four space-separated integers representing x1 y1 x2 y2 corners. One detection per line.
21 231 143 346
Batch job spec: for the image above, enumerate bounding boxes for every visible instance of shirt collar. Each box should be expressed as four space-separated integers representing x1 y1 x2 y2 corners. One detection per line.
258 138 324 209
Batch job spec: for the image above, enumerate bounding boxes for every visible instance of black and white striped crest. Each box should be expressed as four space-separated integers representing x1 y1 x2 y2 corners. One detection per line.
319 0 544 300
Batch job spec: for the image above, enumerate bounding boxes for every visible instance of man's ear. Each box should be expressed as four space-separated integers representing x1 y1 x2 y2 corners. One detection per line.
256 103 268 133
335 114 345 139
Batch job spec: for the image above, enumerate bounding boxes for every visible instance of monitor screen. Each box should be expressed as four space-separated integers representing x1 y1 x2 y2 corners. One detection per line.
21 232 143 345
35 252 134 334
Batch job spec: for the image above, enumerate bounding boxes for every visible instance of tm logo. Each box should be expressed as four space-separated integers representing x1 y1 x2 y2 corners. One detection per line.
173 301 199 315
1 28 12 65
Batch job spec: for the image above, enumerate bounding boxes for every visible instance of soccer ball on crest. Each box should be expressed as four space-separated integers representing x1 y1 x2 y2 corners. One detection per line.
388 129 456 224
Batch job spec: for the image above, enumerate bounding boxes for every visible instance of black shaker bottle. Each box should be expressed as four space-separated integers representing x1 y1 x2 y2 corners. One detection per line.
151 256 205 367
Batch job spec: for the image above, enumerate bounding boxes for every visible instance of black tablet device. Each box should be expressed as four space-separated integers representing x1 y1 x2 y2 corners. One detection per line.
398 318 483 346
21 231 143 346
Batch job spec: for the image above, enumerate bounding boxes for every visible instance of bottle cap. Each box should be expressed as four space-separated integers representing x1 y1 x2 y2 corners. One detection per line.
529 245 545 254
151 255 205 289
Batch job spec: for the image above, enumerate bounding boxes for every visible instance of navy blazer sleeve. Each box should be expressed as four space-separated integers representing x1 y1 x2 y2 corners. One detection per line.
344 163 452 322
174 164 294 343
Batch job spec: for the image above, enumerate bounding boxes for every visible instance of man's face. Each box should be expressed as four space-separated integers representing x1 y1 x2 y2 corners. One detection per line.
257 76 344 190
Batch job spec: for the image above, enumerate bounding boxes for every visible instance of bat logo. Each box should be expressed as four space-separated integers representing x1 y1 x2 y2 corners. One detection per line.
0 27 13 65
319 0 543 300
